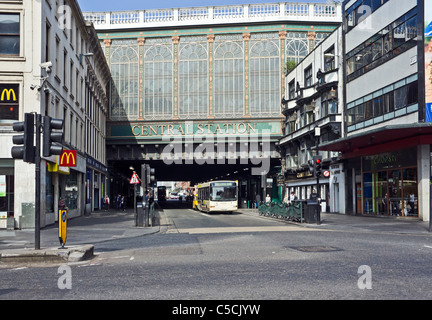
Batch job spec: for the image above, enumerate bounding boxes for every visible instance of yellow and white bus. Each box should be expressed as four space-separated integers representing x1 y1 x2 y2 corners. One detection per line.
195 180 238 213
192 185 198 210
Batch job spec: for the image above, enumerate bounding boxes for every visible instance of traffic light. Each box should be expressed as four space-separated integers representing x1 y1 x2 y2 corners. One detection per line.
146 164 155 186
307 159 314 175
11 113 35 163
141 164 156 189
42 116 64 157
313 155 322 178
141 164 147 189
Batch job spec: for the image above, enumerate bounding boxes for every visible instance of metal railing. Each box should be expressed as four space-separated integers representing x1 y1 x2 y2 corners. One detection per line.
258 200 303 222
83 2 341 28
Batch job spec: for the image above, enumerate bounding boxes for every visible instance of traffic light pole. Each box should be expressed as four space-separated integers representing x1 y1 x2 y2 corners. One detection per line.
11 113 63 249
315 129 321 225
35 114 41 249
316 173 321 225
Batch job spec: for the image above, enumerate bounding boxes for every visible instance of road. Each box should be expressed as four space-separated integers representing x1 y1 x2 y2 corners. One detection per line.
1 200 432 303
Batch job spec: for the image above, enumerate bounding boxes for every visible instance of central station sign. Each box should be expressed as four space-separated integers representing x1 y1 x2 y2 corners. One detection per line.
132 122 258 137
109 121 283 139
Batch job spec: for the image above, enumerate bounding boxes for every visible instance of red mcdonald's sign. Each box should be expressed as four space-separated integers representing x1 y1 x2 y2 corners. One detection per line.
59 150 77 167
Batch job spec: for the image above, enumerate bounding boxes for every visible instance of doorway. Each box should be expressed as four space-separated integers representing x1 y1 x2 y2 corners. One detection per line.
333 183 339 213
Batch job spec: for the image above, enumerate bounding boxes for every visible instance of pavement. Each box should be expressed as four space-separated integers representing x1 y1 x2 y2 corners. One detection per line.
238 208 432 235
1 205 431 265
0 207 162 266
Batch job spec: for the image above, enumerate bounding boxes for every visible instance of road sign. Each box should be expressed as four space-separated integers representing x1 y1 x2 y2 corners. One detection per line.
130 172 140 184
323 170 330 178
59 209 67 248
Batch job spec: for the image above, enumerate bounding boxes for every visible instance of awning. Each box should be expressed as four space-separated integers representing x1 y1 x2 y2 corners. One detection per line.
319 123 432 159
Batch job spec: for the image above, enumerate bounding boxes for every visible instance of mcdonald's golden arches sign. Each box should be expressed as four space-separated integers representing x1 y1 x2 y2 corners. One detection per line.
0 84 19 120
0 87 17 101
59 150 77 167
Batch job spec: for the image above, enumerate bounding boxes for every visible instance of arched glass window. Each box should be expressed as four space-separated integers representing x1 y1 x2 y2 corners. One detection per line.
249 33 280 117
144 40 173 120
286 32 309 63
214 35 244 118
178 37 208 119
110 41 139 120
313 32 329 49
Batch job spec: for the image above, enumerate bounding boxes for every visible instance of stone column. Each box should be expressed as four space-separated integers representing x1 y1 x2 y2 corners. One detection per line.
172 36 180 119
279 30 287 109
207 34 215 118
138 37 145 120
417 144 430 221
243 32 251 117
307 31 316 52
103 38 111 65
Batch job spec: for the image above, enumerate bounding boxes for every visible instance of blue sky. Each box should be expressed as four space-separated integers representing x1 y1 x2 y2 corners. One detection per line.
77 0 328 12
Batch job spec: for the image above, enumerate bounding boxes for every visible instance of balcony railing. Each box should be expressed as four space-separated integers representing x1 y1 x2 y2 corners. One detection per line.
83 2 341 29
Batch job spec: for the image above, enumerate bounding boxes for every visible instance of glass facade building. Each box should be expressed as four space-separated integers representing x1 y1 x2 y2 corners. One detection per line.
99 27 337 122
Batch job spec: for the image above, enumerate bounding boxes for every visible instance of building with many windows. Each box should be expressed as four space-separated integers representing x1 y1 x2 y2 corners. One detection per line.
280 25 344 212
0 0 110 229
320 0 432 221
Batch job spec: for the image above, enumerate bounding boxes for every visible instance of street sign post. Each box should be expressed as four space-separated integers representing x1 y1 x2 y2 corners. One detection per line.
130 171 141 226
130 172 140 184
59 209 67 248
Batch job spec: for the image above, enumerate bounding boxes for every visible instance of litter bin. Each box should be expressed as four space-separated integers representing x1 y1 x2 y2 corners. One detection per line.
7 217 14 230
304 201 319 223
136 202 144 227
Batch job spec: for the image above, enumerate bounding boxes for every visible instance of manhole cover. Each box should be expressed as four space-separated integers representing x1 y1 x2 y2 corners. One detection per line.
288 246 342 252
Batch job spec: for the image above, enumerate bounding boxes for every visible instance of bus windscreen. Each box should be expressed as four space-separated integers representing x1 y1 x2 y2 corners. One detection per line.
210 182 237 201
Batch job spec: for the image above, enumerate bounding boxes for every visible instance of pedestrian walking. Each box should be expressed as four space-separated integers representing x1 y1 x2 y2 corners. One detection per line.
408 193 415 214
255 194 261 208
116 194 121 209
309 189 317 201
289 191 297 204
121 196 126 211
58 197 66 211
103 195 110 211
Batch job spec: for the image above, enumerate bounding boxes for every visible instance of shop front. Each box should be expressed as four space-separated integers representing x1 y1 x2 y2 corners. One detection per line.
284 176 330 212
86 156 108 213
362 147 418 217
47 152 86 223
0 160 14 229
319 124 432 221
